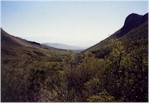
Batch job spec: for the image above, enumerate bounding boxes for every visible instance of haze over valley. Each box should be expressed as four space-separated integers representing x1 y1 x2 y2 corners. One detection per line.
1 1 148 102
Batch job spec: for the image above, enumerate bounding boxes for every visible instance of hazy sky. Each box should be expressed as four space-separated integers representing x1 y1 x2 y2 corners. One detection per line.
1 1 148 47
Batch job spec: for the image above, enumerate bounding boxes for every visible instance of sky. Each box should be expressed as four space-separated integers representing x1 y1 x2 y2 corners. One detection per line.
1 0 148 48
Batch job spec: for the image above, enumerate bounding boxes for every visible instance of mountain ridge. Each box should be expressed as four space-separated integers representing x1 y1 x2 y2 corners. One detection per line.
117 13 148 37
86 13 148 57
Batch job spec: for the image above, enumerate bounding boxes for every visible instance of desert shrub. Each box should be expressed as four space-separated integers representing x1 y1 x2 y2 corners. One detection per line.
83 77 104 97
87 90 115 102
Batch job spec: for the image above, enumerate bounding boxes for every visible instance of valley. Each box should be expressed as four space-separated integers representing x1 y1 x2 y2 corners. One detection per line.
1 13 148 102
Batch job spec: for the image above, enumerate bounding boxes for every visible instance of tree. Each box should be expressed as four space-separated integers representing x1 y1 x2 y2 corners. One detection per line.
122 46 148 101
104 40 126 100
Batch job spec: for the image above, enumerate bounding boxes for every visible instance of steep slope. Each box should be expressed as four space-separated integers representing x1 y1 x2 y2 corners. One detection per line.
86 13 148 58
84 13 148 102
117 13 148 37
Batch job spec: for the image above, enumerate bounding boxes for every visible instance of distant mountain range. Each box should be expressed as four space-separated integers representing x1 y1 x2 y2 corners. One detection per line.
43 43 86 50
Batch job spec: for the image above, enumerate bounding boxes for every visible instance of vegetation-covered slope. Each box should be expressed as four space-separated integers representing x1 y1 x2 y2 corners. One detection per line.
86 13 148 59
1 13 148 102
83 13 148 102
1 29 69 101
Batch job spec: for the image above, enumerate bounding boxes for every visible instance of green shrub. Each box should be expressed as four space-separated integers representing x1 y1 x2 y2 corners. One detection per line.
87 90 115 102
